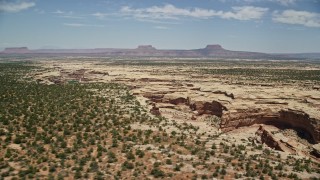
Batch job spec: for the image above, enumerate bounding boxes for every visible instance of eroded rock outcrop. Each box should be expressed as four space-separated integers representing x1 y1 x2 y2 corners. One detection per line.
255 125 296 153
189 100 227 117
221 109 320 144
312 144 320 158
143 92 228 117
255 125 285 151
139 78 169 82
48 76 64 84
89 71 109 76
220 108 277 131
143 93 165 103
162 94 188 105
150 104 161 116
279 109 320 144
212 90 235 99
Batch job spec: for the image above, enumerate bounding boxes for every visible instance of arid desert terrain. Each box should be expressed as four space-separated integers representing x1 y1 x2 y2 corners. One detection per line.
0 57 320 179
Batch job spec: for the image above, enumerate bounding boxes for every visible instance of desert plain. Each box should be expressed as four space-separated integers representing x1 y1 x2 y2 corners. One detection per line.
0 57 320 179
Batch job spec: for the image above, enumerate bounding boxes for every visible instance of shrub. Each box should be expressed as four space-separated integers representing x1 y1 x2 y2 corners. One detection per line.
151 168 165 178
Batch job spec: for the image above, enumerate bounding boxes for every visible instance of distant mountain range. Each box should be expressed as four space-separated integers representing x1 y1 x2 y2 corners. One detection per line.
1 45 319 59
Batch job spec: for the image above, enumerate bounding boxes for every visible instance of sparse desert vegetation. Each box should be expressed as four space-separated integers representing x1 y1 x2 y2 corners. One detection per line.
0 59 320 179
2 0 320 179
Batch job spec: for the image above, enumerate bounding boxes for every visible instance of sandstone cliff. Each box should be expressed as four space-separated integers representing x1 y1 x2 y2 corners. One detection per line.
221 109 320 144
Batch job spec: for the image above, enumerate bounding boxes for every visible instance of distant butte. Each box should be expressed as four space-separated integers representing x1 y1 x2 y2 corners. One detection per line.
204 44 225 50
136 45 156 50
3 47 29 54
1 45 319 59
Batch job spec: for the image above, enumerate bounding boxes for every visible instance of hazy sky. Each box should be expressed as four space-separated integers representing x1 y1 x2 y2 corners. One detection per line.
0 0 320 53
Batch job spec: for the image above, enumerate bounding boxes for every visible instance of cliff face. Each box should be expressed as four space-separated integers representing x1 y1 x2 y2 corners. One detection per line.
140 83 319 144
221 109 320 144
278 110 320 144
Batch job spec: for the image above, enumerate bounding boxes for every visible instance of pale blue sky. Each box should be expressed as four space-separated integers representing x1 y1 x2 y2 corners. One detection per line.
0 0 320 53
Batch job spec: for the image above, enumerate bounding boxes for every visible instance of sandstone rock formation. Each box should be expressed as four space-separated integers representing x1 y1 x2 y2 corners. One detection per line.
221 109 320 144
142 92 228 118
141 87 315 148
212 90 235 99
189 100 227 117
89 71 109 76
162 94 188 105
255 125 286 151
279 109 320 144
312 144 320 158
143 93 165 103
150 104 161 116
48 76 64 84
